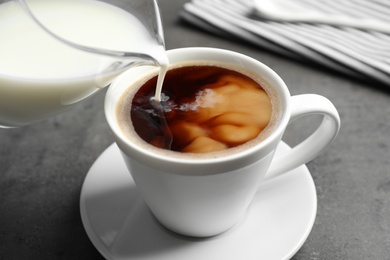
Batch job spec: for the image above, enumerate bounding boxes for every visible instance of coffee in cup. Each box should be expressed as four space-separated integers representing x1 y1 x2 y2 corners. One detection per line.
116 61 281 157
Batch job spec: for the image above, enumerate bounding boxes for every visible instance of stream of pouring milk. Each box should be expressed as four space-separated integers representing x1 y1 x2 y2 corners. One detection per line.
0 0 168 127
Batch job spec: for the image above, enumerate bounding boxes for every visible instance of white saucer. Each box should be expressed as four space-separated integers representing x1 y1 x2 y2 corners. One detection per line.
80 142 317 260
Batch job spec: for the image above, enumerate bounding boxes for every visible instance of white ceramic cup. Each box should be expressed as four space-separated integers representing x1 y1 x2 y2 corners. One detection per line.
105 47 340 237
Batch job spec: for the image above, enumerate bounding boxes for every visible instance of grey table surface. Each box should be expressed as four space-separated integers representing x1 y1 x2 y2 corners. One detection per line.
1 1 390 259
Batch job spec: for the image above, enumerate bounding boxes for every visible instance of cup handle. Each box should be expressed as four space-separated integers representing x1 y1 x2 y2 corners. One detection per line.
264 94 341 180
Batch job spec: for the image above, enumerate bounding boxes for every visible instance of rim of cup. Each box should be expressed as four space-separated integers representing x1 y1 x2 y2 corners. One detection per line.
105 47 291 172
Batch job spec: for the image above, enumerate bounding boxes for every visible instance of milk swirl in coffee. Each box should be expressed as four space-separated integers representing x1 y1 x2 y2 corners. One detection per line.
116 62 280 156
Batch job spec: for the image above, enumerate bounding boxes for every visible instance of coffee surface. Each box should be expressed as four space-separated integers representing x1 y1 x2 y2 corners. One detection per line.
128 64 273 153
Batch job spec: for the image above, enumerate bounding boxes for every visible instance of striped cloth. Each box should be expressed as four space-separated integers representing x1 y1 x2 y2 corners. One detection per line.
179 0 390 86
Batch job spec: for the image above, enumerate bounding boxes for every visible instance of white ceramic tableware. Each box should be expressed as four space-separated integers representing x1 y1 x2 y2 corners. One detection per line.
104 47 340 237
